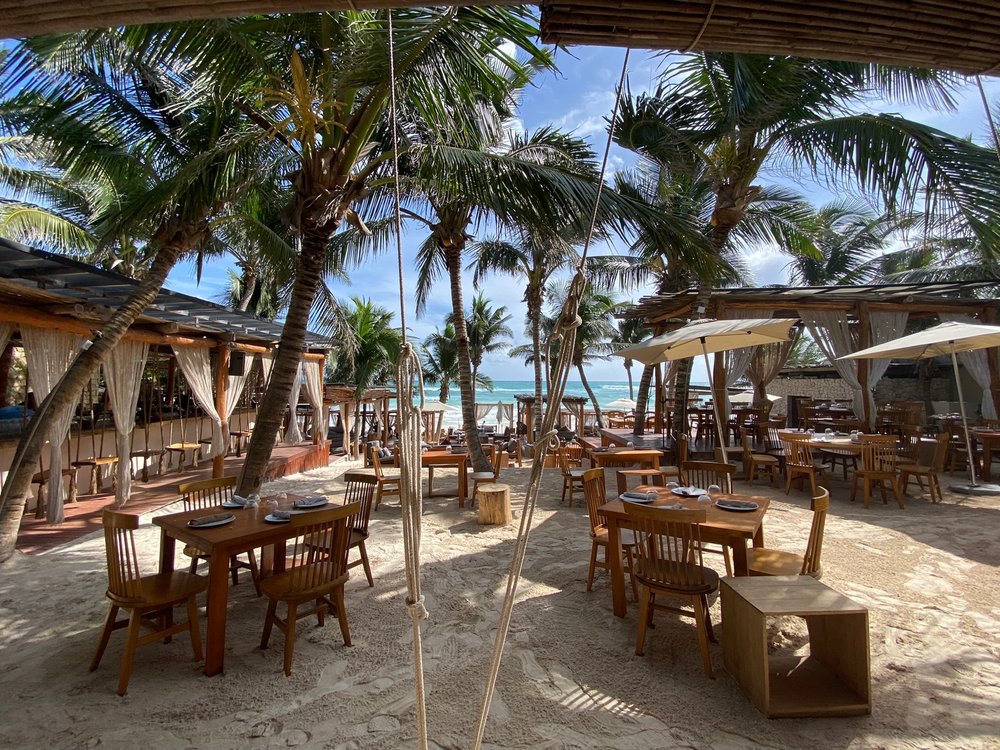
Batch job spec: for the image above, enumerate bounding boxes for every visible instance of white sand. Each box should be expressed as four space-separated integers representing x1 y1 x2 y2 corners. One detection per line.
1 458 998 749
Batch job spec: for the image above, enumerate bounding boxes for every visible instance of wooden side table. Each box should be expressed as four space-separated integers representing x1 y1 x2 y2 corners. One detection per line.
721 576 871 718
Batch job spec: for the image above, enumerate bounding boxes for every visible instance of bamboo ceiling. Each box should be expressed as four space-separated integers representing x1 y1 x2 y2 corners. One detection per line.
539 0 1000 75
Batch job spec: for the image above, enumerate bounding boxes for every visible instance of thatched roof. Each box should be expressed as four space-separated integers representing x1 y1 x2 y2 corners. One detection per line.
539 0 1000 75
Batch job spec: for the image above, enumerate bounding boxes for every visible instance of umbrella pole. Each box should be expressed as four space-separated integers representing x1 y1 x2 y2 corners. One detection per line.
952 350 978 487
702 339 729 466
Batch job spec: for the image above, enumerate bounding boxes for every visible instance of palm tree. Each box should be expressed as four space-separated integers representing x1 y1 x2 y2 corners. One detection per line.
421 324 459 403
612 52 1000 431
459 293 513 403
612 317 649 400
543 281 621 429
216 7 555 489
474 226 579 434
0 29 262 552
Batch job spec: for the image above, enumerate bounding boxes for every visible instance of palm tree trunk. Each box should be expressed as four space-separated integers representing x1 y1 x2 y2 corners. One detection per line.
238 232 329 494
671 282 714 442
633 363 655 436
440 378 450 403
236 270 257 312
625 360 634 400
527 282 544 437
577 361 603 431
444 244 490 473
0 238 187 563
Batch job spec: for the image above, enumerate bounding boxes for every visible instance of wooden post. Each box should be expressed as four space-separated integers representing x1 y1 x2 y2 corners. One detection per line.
524 400 534 443
213 346 228 478
653 363 663 432
982 307 1000 416
857 303 872 429
340 401 352 458
477 483 512 525
713 350 727 445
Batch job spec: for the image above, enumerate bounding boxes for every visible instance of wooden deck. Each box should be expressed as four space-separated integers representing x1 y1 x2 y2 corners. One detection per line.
16 442 333 555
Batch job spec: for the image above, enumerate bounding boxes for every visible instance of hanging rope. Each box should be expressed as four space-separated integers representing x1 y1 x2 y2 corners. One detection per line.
471 49 632 749
385 11 430 750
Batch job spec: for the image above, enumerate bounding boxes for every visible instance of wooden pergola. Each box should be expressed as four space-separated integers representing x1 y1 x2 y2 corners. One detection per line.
515 394 588 442
324 385 395 460
625 281 1000 429
4 1 999 77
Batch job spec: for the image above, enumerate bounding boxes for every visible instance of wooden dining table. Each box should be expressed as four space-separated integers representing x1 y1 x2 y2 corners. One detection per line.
970 430 1000 480
421 448 470 506
153 495 337 676
598 487 769 618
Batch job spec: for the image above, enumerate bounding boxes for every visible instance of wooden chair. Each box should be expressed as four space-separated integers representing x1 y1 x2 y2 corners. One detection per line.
558 446 586 507
343 472 377 586
178 477 261 596
782 435 826 497
761 421 787 471
899 431 950 504
260 502 359 676
851 434 904 509
90 509 207 695
740 427 779 487
581 468 637 600
371 447 401 510
748 488 830 579
623 503 719 678
470 446 503 504
679 460 735 575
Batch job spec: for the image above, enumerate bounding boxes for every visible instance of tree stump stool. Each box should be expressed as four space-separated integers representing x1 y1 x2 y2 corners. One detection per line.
477 483 512 525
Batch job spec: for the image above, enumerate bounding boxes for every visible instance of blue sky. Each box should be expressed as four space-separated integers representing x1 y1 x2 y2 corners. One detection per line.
166 47 1000 385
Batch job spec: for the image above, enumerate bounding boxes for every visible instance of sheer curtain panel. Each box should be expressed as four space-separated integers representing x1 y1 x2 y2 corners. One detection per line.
102 340 149 506
172 346 226 457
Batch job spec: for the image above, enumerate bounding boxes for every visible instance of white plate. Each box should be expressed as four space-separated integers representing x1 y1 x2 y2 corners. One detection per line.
715 499 760 512
293 497 328 509
619 493 655 503
221 501 245 509
187 513 236 528
671 487 706 497
263 514 291 524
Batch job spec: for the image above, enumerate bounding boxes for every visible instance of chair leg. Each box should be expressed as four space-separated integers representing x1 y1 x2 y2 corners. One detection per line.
850 475 858 503
333 586 351 646
930 474 941 503
785 469 793 495
586 540 600 591
374 485 383 511
315 597 326 627
623 546 638 602
246 549 263 597
358 541 374 587
230 555 240 586
561 478 568 505
117 610 143 696
283 603 298 676
90 604 119 671
702 594 717 643
721 545 733 577
692 595 714 678
163 607 174 644
260 599 278 650
635 586 651 656
189 555 200 575
893 478 905 509
186 596 203 661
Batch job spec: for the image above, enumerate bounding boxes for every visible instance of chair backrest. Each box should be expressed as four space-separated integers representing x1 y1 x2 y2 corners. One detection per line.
680 460 734 493
898 425 924 462
178 476 236 511
929 431 951 471
763 422 785 452
859 434 898 472
371 448 387 479
284 503 360 594
740 427 755 464
581 467 607 537
623 503 711 589
557 447 571 475
342 471 377 536
491 446 503 478
101 509 145 603
801 487 830 577
781 434 815 468
675 433 689 465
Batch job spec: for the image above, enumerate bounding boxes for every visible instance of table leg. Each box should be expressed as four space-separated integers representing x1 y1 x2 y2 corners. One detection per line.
204 550 231 676
159 530 176 575
730 539 749 577
983 440 993 481
606 517 627 617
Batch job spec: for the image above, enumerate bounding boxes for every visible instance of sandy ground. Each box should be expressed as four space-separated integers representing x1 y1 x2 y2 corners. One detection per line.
1 455 998 750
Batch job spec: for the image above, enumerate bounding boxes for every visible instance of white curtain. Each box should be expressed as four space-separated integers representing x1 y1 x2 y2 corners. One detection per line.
720 309 772 421
284 360 304 444
259 352 274 389
475 403 494 421
940 313 996 419
102 340 149 507
224 355 251 424
172 346 226 457
303 359 324 440
867 310 909 415
21 325 84 523
496 402 514 428
800 311 865 417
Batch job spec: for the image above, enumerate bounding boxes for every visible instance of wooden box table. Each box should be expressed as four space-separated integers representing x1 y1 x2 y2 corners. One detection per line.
154 497 333 676
721 576 871 718
598 488 768 617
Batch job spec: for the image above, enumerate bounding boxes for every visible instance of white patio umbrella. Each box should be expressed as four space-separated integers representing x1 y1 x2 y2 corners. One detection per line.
841 320 1000 493
606 397 637 409
615 318 800 463
729 390 780 405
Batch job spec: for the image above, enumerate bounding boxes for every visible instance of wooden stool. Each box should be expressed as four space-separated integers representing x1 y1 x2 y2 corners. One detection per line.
166 443 201 473
477 483 512 525
70 456 119 501
130 449 165 482
30 469 73 518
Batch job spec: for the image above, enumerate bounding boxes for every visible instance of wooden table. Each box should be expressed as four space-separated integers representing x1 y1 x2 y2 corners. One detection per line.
153 497 332 676
721 576 871 717
598 488 769 617
589 448 664 494
421 449 470 507
971 430 1000 480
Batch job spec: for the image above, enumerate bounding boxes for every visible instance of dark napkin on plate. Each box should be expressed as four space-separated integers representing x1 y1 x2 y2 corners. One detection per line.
623 491 652 500
270 510 292 520
188 512 234 527
293 496 326 508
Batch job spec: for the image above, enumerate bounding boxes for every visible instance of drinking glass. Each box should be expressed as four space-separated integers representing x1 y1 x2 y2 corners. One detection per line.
707 483 722 497
246 493 260 515
665 481 679 490
697 493 712 505
645 489 659 504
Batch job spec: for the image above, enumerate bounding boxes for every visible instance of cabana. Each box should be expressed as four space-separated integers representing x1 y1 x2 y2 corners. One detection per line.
515 393 588 441
0 240 331 522
624 281 1000 432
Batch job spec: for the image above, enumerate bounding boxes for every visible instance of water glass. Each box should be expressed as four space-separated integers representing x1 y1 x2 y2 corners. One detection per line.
665 481 680 490
697 493 712 505
645 489 659 504
707 483 722 497
246 493 260 515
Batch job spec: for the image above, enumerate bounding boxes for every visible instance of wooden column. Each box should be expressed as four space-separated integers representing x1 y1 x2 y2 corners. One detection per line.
213 346 229 478
713 350 727 445
982 307 1000 416
341 402 352 458
857 303 872 429
653 363 664 432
